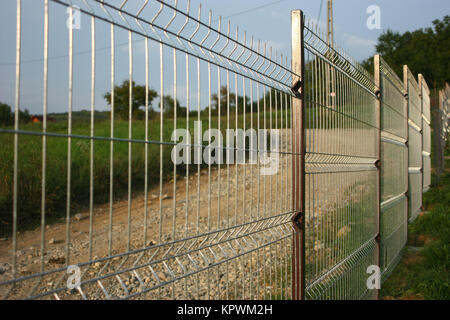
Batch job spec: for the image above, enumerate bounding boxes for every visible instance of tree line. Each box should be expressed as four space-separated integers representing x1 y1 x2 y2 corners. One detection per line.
103 80 290 120
362 15 449 89
0 102 31 126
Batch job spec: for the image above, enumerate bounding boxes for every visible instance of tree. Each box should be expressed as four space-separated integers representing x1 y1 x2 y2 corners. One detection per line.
19 108 31 124
253 87 284 116
159 95 183 118
0 102 31 126
211 85 250 115
362 15 450 89
103 80 158 120
0 102 13 126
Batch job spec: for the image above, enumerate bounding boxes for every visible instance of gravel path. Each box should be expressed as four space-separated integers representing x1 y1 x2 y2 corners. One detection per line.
0 129 375 299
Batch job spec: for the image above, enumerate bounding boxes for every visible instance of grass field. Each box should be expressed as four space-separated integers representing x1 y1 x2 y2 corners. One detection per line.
380 154 450 300
0 102 378 236
0 110 291 236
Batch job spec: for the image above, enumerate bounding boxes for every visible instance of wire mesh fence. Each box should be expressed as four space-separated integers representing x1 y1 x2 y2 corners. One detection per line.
301 15 378 300
419 74 431 193
375 55 408 282
0 0 297 300
404 66 423 222
0 1 432 300
433 83 450 183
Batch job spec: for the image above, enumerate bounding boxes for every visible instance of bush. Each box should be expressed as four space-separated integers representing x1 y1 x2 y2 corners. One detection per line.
0 102 31 126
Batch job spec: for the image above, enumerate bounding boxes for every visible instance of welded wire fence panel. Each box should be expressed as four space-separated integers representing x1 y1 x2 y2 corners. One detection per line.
435 83 450 183
375 56 408 281
0 1 436 301
0 0 298 300
443 85 450 139
419 74 431 192
302 20 378 300
404 66 422 222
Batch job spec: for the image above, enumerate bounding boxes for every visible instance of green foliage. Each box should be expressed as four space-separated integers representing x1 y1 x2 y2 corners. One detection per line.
210 86 289 116
0 108 290 236
381 171 450 300
46 110 110 122
211 85 250 116
159 94 182 118
103 80 158 120
0 102 31 125
0 102 14 125
362 15 450 88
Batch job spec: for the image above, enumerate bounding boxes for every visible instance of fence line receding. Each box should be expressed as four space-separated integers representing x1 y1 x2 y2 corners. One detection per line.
0 1 435 300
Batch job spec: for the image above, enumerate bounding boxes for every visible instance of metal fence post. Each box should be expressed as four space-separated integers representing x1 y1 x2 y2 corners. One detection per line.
291 9 305 301
403 65 410 240
402 65 411 250
373 54 381 300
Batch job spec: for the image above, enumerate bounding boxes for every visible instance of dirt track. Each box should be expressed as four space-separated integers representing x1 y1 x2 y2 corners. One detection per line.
0 128 375 299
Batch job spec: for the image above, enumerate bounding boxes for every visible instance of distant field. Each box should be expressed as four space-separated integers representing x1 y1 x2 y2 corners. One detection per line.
0 110 290 236
0 102 367 236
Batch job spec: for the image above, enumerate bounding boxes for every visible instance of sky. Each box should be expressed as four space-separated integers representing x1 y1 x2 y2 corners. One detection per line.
0 0 449 115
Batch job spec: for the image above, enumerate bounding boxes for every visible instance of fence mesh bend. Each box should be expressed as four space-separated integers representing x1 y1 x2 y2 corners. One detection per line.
0 2 433 300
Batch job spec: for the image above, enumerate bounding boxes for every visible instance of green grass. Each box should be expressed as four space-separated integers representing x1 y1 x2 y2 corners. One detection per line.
0 111 292 236
380 167 450 300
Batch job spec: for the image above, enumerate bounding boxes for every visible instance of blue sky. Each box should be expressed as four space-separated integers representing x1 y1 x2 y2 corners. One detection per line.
0 0 449 114
202 0 450 60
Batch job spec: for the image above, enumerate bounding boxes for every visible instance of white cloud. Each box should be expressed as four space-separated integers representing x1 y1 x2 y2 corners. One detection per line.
341 33 376 60
343 33 376 50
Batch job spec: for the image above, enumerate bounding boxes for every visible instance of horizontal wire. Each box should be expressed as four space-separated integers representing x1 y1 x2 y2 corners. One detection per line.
0 128 300 156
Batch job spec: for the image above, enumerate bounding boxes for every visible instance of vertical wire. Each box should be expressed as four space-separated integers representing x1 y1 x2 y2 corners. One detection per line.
225 68 230 300
143 38 149 248
158 41 164 299
127 31 133 252
313 54 319 282
269 84 273 300
12 0 21 280
217 66 221 232
196 55 201 300
234 71 238 299
216 65 221 300
284 90 288 299
184 49 190 300
274 87 278 298
88 15 95 261
249 79 253 299
207 60 211 299
40 0 49 273
256 81 260 299
262 84 267 299
241 75 246 299
171 46 177 300
108 23 115 257
194 54 202 299
65 5 74 266
279 89 283 299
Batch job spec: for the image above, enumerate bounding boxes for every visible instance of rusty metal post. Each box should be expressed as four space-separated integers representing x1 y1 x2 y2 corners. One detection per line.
373 55 382 300
291 9 305 301
403 65 410 234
